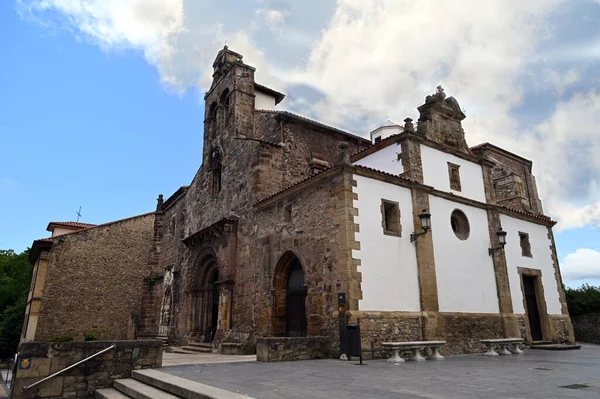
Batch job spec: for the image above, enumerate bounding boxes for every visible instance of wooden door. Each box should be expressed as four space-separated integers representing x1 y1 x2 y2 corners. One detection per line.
523 275 543 341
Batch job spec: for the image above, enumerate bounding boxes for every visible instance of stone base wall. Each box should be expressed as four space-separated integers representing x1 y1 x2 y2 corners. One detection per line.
256 337 332 362
12 340 163 399
347 311 533 359
571 312 600 344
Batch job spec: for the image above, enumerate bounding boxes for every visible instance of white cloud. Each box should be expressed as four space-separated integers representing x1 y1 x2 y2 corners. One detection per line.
561 248 600 282
17 0 600 231
255 8 288 32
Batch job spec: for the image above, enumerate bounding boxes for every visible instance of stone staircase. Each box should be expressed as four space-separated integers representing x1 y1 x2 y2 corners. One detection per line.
180 341 213 354
95 368 253 399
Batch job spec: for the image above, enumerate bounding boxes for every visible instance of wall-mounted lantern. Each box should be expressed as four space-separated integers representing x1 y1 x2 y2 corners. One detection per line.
410 210 431 243
488 227 507 256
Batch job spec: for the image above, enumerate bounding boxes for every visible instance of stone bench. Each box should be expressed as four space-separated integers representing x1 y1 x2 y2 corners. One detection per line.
480 338 524 356
382 341 446 363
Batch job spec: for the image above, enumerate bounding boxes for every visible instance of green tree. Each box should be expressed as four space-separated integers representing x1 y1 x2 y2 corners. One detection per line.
0 249 32 358
565 284 600 316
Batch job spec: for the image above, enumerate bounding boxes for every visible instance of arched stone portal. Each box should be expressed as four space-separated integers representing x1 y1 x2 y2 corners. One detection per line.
189 249 220 342
272 251 308 337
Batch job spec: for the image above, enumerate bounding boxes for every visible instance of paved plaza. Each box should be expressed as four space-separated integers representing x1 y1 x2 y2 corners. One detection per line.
161 344 600 398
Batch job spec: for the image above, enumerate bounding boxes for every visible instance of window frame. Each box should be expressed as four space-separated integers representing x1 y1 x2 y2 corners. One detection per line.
381 199 401 237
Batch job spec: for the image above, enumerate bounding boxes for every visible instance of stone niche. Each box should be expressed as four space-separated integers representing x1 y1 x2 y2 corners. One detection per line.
12 340 163 399
256 337 332 362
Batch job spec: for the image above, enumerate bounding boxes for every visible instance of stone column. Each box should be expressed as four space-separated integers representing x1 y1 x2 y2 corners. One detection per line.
410 187 442 340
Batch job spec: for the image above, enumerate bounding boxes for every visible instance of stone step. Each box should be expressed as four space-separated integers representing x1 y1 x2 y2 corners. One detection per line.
95 387 133 399
132 369 255 399
180 346 212 353
529 343 582 351
114 378 179 399
186 342 212 348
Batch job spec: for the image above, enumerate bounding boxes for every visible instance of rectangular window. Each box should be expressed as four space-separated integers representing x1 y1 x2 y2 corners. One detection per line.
448 162 462 192
284 204 292 222
381 199 401 236
519 232 532 257
374 136 382 143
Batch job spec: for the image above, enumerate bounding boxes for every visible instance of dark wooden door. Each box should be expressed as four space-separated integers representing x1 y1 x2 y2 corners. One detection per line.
523 276 543 341
286 260 307 337
286 292 307 337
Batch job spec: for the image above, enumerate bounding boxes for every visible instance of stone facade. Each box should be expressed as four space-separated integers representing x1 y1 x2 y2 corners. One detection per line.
24 47 574 361
256 337 332 362
12 340 162 399
25 213 155 342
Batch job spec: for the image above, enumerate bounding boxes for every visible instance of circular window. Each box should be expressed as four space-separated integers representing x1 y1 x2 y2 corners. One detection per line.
450 209 470 240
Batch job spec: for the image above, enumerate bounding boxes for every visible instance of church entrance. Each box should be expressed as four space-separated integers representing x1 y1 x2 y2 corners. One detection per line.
189 250 220 343
272 251 308 337
523 275 543 341
286 260 307 337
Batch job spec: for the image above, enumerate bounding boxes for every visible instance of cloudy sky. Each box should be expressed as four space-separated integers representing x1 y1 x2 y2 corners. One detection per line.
1 0 599 286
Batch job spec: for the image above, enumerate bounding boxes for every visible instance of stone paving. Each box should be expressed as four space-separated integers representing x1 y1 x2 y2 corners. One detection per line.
160 344 600 398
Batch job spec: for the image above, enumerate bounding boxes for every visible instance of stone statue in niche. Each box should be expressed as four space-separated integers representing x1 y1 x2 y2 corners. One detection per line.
448 163 462 192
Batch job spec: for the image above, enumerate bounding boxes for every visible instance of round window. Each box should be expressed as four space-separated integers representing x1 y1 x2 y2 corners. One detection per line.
450 209 470 240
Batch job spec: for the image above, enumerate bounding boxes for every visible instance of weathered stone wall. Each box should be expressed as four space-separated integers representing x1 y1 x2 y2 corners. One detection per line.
248 166 355 344
256 337 332 362
472 146 543 214
12 340 162 399
570 313 600 344
35 214 155 341
349 311 422 360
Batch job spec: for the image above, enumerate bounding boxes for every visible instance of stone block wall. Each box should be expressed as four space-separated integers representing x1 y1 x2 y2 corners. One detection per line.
34 214 155 341
256 337 332 362
12 340 162 399
571 312 600 344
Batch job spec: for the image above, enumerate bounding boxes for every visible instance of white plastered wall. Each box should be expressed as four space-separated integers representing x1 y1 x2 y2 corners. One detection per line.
429 196 500 313
353 174 420 311
255 91 276 110
353 143 404 175
500 215 562 315
420 144 486 202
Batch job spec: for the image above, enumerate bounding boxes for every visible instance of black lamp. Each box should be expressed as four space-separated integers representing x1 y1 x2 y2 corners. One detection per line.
488 227 507 256
411 210 431 243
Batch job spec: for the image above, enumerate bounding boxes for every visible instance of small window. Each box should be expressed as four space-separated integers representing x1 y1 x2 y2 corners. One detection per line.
374 136 382 144
284 205 292 222
169 217 176 235
519 232 532 257
381 199 401 236
450 209 470 240
448 162 462 192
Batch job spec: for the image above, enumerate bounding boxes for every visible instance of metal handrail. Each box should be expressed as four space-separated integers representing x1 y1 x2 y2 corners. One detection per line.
21 344 116 392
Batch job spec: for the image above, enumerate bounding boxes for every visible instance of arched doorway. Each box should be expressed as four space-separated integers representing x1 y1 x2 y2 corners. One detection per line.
190 249 220 342
272 251 308 337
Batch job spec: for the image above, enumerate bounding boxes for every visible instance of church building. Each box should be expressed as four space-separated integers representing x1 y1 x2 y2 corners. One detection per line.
23 47 574 357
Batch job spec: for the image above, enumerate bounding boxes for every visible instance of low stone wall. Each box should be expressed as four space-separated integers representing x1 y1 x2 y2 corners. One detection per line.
12 340 163 399
571 312 600 344
256 337 331 362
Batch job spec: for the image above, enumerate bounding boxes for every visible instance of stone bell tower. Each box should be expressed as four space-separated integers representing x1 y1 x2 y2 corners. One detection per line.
202 46 257 164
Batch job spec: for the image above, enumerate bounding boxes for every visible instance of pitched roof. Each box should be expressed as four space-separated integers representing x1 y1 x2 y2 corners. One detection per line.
255 110 371 144
254 166 334 206
254 83 286 105
46 221 97 232
501 206 555 224
470 142 532 165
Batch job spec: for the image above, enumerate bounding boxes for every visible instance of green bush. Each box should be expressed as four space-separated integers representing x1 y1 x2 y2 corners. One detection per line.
48 334 74 343
84 333 97 341
565 284 600 316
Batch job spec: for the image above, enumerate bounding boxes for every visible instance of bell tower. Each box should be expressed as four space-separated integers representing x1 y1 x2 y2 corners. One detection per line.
202 46 257 164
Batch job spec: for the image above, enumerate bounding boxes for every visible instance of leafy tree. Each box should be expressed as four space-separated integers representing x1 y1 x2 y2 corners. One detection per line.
0 249 32 358
565 284 600 316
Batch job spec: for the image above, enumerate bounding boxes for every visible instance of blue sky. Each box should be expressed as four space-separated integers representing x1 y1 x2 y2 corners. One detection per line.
1 0 599 287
